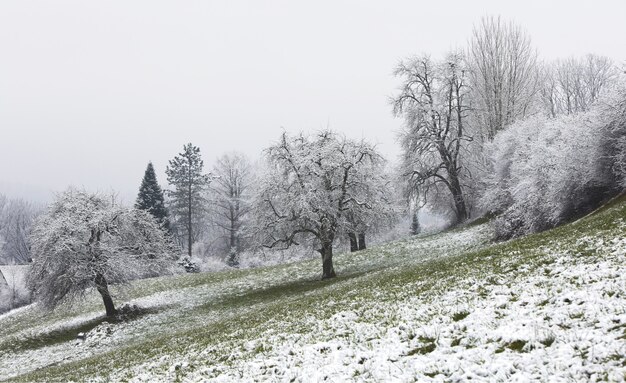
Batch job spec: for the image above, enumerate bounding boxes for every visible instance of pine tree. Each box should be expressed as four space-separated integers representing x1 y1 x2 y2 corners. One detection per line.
166 144 212 257
135 162 169 229
411 209 421 235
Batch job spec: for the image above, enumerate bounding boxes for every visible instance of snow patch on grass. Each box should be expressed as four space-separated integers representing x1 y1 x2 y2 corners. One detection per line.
1 204 624 382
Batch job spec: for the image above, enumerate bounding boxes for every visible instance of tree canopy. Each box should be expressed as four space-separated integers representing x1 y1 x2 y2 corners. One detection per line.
166 143 213 257
136 162 169 229
392 52 472 224
27 189 176 317
255 131 393 279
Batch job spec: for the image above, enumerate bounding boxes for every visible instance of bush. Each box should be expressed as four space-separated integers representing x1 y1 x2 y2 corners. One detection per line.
481 80 626 239
178 257 200 273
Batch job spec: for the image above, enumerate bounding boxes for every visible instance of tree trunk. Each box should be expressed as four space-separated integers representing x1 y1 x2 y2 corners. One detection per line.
358 233 366 250
320 242 336 280
446 168 468 224
348 233 358 252
453 195 468 223
230 206 236 251
451 185 468 223
227 250 238 267
94 273 117 317
187 183 192 258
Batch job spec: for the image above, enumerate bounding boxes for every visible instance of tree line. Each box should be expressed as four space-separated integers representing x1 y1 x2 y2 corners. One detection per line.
6 15 625 318
141 131 398 279
392 15 625 237
20 130 400 316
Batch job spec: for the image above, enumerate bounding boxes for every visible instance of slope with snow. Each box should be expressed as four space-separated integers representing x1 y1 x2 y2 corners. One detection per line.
0 199 624 382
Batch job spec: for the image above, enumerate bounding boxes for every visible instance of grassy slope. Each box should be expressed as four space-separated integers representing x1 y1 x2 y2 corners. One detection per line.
0 196 624 382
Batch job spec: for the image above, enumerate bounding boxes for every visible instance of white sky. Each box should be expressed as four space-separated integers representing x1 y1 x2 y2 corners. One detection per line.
1 0 624 203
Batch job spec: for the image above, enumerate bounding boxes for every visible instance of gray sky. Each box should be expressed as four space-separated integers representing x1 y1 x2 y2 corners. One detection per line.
1 0 625 203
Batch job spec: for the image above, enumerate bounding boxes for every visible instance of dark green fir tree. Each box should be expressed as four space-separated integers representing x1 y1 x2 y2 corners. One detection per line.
410 209 420 236
136 162 169 229
166 144 212 257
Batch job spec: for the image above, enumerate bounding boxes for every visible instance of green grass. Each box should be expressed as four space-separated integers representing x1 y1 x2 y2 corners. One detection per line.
2 196 625 382
7 315 109 354
506 340 528 352
540 334 556 348
406 342 436 356
452 310 470 321
463 212 496 228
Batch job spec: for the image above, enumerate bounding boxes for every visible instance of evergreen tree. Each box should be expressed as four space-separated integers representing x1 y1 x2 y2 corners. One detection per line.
166 144 212 257
411 209 421 236
135 162 169 229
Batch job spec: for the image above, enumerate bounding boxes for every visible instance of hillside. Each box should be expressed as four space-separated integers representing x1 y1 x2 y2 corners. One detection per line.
0 198 625 382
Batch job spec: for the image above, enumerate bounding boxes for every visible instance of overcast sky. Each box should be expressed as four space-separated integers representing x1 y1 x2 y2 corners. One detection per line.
1 0 624 203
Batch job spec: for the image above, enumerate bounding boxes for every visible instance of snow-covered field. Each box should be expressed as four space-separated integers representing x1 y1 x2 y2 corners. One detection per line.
0 200 625 382
218 237 626 382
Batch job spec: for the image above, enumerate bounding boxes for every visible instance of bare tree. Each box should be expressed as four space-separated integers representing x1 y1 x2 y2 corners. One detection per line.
0 263 30 311
208 153 253 266
0 196 40 264
392 52 472 223
467 16 540 140
255 131 391 279
27 189 176 317
540 54 618 117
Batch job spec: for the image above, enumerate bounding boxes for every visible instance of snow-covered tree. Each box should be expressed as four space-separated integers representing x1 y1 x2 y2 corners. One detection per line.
481 76 626 238
255 131 392 279
27 189 176 317
343 162 399 252
467 16 540 140
0 268 9 313
166 143 214 257
135 162 169 229
596 79 626 189
0 196 39 264
540 54 618 117
0 262 30 312
392 52 473 224
208 153 253 267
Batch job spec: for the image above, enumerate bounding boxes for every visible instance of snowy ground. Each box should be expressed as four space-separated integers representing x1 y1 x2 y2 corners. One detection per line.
0 201 624 382
211 237 626 382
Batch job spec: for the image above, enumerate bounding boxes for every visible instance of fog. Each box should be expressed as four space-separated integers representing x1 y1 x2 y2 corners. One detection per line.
1 0 624 203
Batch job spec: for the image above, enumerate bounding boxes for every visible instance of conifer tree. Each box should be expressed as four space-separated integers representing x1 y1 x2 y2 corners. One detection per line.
135 162 169 229
410 209 421 236
166 144 212 257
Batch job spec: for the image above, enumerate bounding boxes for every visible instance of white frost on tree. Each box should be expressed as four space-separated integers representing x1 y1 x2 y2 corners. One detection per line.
207 152 254 267
27 189 177 317
481 77 626 238
392 52 473 224
540 54 619 117
255 131 393 279
0 195 40 265
467 16 540 140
